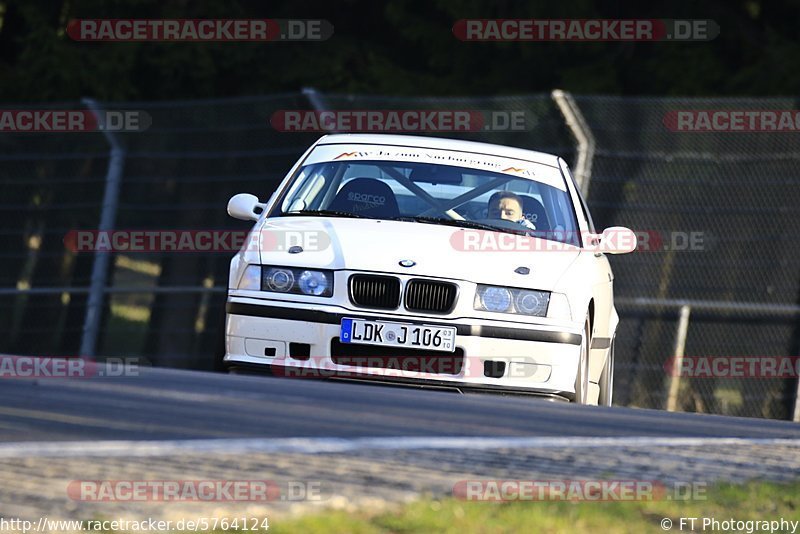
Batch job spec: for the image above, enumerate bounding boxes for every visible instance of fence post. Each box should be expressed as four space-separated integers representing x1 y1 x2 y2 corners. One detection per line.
665 304 692 411
79 98 126 358
302 87 337 131
551 89 595 196
793 373 800 422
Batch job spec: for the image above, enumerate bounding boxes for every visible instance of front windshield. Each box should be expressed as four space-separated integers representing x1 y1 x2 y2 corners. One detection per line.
270 159 580 245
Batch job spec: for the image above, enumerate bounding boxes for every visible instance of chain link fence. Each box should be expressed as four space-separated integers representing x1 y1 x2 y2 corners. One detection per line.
575 95 800 419
1 91 798 419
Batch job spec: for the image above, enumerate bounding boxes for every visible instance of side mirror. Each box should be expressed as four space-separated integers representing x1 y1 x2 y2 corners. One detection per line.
227 193 265 221
599 226 638 254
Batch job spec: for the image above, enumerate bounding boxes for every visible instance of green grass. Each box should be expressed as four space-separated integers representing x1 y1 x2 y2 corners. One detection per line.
223 481 800 534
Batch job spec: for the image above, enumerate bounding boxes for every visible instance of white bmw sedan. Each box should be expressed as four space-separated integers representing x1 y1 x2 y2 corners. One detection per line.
224 134 635 405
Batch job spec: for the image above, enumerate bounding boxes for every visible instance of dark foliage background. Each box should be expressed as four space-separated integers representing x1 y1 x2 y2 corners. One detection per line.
1 0 798 102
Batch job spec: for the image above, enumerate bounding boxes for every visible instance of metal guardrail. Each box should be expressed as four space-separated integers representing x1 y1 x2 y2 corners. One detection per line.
617 297 800 316
0 286 227 295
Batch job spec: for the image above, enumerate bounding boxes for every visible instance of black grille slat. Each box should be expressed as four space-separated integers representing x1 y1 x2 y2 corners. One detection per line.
349 274 401 309
405 279 457 314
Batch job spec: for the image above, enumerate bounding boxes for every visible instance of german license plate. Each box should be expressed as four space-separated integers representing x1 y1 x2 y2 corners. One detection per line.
340 318 456 353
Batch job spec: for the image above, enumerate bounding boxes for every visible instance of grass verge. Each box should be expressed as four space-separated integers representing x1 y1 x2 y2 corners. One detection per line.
254 481 800 534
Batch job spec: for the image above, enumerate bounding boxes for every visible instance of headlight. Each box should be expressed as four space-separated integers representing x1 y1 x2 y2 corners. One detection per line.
480 286 512 312
514 290 549 316
264 268 295 292
298 270 330 296
237 265 261 290
474 284 550 317
261 265 333 297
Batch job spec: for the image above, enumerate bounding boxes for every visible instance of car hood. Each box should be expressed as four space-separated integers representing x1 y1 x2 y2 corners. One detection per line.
256 217 581 289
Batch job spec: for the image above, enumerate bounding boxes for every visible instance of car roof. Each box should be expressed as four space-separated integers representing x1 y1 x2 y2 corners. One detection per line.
315 134 562 168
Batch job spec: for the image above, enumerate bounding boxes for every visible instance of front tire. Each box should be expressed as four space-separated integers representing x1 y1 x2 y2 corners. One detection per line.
573 318 590 404
598 336 615 407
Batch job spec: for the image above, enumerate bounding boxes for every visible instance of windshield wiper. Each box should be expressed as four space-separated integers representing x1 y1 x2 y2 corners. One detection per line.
392 216 528 235
284 209 367 219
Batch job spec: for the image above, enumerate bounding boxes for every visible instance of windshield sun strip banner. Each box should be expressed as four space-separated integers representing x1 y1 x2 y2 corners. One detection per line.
303 144 567 192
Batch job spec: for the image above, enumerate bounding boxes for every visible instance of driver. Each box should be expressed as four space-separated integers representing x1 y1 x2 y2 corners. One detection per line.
487 191 536 230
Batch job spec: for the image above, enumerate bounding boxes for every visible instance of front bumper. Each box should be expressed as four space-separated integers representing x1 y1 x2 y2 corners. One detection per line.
224 297 584 398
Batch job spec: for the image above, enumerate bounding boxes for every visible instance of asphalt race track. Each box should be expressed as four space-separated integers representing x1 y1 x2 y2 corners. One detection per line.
2 365 798 442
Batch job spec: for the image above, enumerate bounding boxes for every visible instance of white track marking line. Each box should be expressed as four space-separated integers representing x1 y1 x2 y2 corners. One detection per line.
0 436 797 458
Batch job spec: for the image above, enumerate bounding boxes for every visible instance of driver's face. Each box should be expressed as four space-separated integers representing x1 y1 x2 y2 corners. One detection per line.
489 198 523 221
